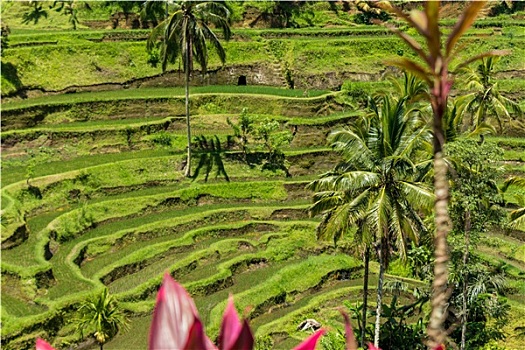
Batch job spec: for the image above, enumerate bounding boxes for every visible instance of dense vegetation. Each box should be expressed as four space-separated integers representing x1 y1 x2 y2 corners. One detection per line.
1 1 524 350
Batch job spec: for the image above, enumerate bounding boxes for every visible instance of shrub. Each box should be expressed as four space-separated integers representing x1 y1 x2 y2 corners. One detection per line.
151 132 173 147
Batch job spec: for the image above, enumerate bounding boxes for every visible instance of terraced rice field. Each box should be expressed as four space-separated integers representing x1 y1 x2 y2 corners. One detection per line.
1 9 525 350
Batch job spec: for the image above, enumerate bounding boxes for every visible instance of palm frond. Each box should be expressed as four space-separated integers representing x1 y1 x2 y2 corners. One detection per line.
501 176 525 192
309 191 346 216
200 21 226 64
466 122 496 138
331 171 380 193
509 207 525 230
398 181 434 211
390 202 410 261
371 186 391 239
192 25 208 72
329 128 375 169
196 1 231 22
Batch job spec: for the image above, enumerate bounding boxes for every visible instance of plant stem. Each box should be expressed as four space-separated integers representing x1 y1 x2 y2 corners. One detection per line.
184 37 192 178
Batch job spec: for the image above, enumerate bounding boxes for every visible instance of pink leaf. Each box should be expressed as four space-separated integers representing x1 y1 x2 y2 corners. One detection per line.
293 329 326 350
184 318 216 350
228 319 254 350
36 339 55 350
340 311 358 350
219 295 243 350
149 273 201 350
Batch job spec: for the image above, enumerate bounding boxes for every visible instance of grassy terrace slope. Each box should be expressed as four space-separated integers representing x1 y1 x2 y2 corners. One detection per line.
1 12 525 350
2 32 523 96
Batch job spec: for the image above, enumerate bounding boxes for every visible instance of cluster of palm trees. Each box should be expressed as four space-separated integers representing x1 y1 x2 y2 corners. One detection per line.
308 84 436 348
307 60 521 346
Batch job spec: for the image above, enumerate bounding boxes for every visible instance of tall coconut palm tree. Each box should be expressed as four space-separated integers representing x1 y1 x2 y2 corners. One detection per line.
147 1 231 177
308 95 434 348
76 288 128 350
462 56 522 136
308 175 373 348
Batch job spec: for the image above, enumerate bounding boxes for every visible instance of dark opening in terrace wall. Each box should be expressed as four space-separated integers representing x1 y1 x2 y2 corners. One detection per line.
238 75 247 86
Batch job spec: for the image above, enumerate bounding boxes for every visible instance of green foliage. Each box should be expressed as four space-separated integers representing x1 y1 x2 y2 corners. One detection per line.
447 140 509 349
407 243 433 281
449 292 510 349
226 110 293 175
227 108 254 158
147 1 231 73
254 118 292 156
150 132 173 148
448 139 505 235
253 118 293 176
387 259 412 278
353 1 390 25
76 288 128 347
1 7 525 350
374 295 427 350
254 335 274 350
1 23 10 49
309 94 434 261
320 328 346 350
460 56 523 134
340 81 369 104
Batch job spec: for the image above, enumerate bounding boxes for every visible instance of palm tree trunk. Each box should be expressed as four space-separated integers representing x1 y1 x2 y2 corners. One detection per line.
374 249 385 348
461 210 471 350
184 38 192 178
361 247 370 349
427 81 452 348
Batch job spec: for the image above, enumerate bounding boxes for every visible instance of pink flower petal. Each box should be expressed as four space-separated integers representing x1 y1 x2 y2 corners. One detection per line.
228 319 254 350
368 344 381 350
293 329 326 350
219 295 243 350
433 346 445 350
36 338 55 350
149 273 200 350
340 311 358 350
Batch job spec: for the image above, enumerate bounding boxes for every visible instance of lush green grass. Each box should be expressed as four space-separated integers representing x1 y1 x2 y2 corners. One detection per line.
0 289 48 318
2 12 525 350
3 33 521 96
504 149 525 162
1 148 174 187
489 136 525 149
206 254 361 336
1 177 292 248
2 86 330 111
4 116 172 130
290 36 524 75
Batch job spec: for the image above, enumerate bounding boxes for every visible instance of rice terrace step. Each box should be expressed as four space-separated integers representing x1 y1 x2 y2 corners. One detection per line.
1 2 524 350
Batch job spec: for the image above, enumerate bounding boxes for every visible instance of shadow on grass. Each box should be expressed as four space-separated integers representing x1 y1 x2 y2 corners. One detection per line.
192 135 230 182
1 61 24 97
